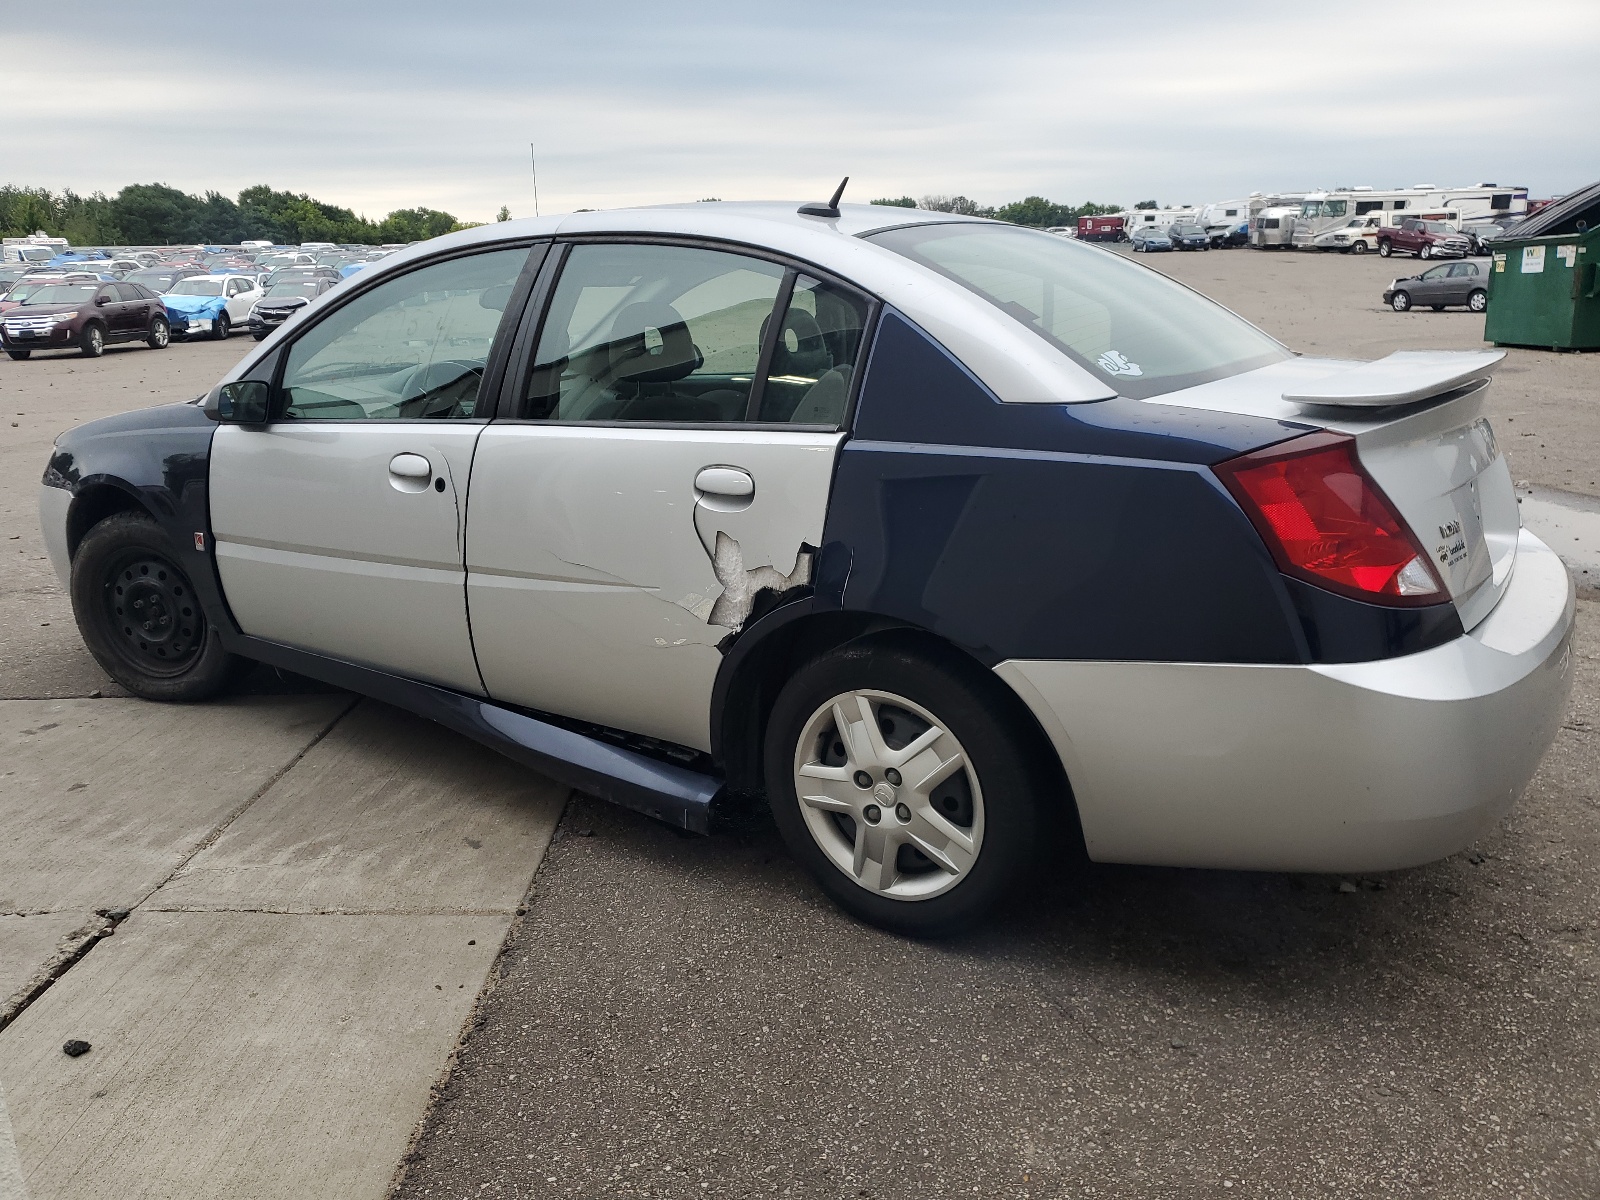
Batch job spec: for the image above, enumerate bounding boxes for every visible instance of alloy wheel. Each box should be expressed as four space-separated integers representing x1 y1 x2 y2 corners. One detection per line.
791 689 984 900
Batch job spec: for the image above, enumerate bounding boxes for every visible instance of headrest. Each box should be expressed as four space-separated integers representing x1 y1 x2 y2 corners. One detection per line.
770 308 831 378
607 302 699 383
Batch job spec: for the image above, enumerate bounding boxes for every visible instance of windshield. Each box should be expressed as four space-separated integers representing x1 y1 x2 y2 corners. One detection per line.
266 282 321 299
21 284 96 305
866 223 1287 398
1171 225 1204 236
169 280 224 296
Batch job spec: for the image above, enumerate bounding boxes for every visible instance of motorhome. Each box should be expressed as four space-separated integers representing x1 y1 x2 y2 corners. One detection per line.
1 233 69 266
1290 185 1528 248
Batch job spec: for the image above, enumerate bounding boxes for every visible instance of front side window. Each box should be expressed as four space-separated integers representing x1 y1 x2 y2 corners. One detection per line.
1422 265 1451 280
523 243 785 422
1324 200 1348 218
868 223 1287 398
277 246 529 421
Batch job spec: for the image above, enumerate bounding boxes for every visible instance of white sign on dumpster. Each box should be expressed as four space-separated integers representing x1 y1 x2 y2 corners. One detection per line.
1557 244 1577 267
1521 245 1545 273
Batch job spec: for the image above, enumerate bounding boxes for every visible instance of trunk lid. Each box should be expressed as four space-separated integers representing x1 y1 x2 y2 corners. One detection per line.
1154 352 1519 630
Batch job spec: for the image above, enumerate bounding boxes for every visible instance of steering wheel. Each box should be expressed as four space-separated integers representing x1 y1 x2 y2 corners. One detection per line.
396 359 485 419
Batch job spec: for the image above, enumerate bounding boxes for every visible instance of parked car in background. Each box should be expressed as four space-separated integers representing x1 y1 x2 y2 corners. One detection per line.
163 274 262 340
1378 219 1471 259
1383 260 1492 312
1209 222 1249 248
1167 223 1210 251
1130 227 1174 252
1 280 169 358
35 203 1574 935
124 267 205 294
247 277 337 339
1313 216 1382 254
265 265 342 287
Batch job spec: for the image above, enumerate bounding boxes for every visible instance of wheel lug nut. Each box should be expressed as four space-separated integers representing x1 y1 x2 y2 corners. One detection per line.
895 802 912 823
885 768 901 786
862 804 881 825
853 771 872 789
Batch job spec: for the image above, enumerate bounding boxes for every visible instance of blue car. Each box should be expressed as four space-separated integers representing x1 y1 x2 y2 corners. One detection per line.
1130 226 1173 252
36 203 1574 935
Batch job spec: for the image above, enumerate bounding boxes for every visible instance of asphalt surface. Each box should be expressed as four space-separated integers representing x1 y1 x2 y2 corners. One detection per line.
0 250 1596 1200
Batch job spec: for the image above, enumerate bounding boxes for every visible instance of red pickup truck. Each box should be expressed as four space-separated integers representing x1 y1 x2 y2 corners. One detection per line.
1377 219 1472 260
1077 215 1125 242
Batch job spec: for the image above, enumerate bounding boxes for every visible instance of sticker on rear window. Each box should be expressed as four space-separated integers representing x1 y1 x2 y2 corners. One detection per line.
1096 350 1143 378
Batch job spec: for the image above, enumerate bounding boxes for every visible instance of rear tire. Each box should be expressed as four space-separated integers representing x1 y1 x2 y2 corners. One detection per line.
1391 291 1412 312
1469 289 1488 312
6 350 29 360
1378 240 1393 257
70 511 245 702
762 638 1053 936
80 322 105 358
147 315 170 349
210 312 231 341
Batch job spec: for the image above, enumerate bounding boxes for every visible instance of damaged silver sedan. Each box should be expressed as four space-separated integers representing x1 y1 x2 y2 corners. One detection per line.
38 202 1576 935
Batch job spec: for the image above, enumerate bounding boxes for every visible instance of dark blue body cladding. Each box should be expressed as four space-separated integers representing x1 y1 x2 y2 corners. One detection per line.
816 311 1463 666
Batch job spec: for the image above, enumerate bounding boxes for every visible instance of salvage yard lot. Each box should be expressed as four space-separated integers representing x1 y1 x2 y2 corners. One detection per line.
1 249 1597 1200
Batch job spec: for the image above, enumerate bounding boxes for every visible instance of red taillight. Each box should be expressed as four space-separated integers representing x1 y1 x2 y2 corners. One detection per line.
1214 432 1444 605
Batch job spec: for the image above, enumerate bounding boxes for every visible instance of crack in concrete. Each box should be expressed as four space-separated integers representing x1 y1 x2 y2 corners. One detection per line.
0 911 125 1036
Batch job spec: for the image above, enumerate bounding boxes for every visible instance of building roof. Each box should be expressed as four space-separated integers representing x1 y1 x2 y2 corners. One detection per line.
1504 181 1600 240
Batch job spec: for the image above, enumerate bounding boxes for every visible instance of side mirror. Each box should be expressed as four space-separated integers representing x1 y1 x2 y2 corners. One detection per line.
206 380 271 424
95 294 109 306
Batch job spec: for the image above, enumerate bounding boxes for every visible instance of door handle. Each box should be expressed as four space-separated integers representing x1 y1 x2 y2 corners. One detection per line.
388 453 435 493
694 467 754 498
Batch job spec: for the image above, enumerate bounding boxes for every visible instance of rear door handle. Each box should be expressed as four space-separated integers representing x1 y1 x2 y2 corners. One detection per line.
389 453 433 480
694 467 754 498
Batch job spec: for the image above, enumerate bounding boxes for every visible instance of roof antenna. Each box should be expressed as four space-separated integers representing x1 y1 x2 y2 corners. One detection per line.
798 177 849 219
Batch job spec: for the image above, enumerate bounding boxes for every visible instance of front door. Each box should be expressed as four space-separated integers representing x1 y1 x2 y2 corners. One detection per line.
209 244 535 693
467 243 873 750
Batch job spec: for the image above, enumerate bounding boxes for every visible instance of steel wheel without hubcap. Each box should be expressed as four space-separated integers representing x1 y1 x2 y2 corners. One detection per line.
792 689 983 900
101 551 205 676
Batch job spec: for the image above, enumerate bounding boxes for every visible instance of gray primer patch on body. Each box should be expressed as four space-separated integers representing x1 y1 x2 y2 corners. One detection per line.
706 532 812 630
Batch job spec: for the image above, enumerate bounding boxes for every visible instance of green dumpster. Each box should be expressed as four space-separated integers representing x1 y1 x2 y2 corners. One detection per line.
1485 180 1600 350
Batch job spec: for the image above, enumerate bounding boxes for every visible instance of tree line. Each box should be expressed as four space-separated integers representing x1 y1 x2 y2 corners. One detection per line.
0 182 471 247
870 195 1122 225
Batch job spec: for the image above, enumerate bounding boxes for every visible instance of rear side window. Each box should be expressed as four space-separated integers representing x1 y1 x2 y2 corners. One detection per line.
754 275 871 425
523 243 785 422
867 224 1287 398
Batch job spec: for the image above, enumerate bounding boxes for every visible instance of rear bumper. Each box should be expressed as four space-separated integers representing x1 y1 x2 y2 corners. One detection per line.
996 529 1576 873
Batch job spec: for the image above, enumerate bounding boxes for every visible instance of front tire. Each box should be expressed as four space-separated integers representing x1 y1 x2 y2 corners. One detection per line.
1351 240 1368 254
210 312 231 341
6 349 29 360
70 511 245 702
80 322 105 358
1419 244 1433 260
251 330 268 341
147 315 170 349
763 638 1051 936
1469 289 1488 312
1391 291 1412 312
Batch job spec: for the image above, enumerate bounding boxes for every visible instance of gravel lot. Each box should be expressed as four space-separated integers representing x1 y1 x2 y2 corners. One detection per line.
1 249 1596 1200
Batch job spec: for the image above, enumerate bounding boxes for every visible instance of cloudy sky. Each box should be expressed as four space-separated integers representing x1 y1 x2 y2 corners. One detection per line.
8 0 1598 222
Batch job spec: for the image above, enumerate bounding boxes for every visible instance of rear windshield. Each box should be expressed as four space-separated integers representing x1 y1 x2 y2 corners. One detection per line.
867 223 1288 398
169 280 224 296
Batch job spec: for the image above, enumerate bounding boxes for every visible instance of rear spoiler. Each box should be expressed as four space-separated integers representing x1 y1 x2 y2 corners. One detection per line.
1282 350 1505 408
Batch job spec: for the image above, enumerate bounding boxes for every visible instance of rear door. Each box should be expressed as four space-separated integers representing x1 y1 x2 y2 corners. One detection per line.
209 243 537 693
466 241 874 751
